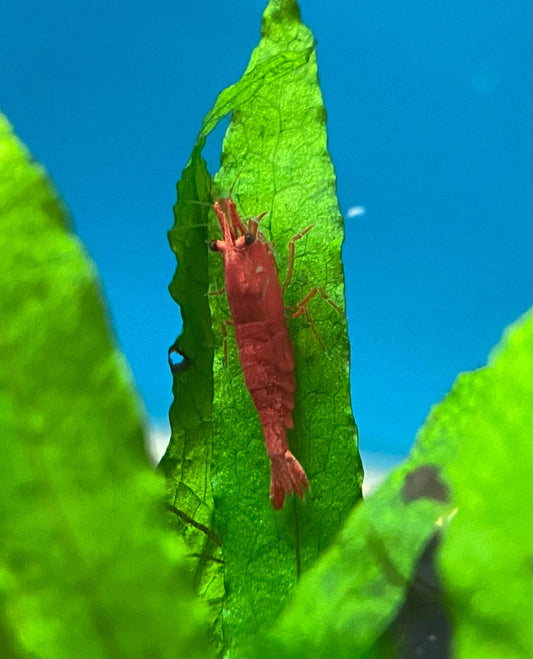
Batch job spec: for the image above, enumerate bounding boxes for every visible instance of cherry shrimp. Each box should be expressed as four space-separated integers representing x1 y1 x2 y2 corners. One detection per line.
209 197 339 509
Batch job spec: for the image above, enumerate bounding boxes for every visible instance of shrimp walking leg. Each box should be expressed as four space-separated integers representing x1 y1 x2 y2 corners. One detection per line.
287 287 343 348
282 225 314 291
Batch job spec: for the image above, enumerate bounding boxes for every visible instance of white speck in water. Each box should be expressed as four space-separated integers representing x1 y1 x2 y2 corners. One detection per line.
346 205 366 218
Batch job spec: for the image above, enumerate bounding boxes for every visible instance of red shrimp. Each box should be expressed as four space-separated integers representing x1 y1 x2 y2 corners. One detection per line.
209 197 309 509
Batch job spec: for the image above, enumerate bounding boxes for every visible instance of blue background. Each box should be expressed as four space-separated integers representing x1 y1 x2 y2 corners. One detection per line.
1 1 531 459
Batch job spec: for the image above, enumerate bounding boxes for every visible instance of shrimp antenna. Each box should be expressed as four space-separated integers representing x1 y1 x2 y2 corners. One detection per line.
212 171 242 201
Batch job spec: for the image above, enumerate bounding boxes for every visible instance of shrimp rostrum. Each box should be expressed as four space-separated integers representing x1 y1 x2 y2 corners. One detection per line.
209 197 309 509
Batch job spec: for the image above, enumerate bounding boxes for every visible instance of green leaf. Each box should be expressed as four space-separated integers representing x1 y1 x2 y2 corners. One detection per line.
210 2 362 655
255 310 532 659
0 112 210 658
438 310 532 659
161 22 317 656
257 454 453 658
163 0 362 655
160 146 224 652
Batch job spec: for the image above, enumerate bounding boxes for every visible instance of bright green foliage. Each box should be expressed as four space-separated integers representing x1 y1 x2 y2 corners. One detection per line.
255 451 453 657
1 3 528 657
161 19 318 656
161 146 224 650
161 21 316 656
251 311 532 659
164 0 362 656
210 2 362 656
0 113 209 658
438 311 532 659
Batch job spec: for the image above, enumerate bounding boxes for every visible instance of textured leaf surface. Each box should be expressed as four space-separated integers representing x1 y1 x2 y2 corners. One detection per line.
209 2 362 655
0 113 209 658
254 310 532 658
161 146 224 650
163 0 362 655
161 30 317 659
161 25 317 658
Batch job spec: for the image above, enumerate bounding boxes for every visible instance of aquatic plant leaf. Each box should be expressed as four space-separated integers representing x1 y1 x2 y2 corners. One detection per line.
164 0 362 655
162 7 318 654
0 112 209 659
253 310 532 658
209 0 362 655
438 311 532 659
254 456 452 657
161 144 224 651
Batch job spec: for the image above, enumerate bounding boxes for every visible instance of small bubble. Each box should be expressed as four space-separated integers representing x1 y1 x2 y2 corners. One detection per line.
346 205 366 218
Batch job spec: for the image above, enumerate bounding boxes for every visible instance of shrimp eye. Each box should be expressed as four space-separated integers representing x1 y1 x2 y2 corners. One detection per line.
244 233 255 245
208 240 218 252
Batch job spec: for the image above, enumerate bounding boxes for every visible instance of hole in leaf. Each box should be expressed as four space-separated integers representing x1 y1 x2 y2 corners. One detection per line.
168 343 192 374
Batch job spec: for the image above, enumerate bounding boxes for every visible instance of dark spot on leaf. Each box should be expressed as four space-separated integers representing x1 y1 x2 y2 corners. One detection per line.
402 465 449 503
168 343 192 374
315 104 328 125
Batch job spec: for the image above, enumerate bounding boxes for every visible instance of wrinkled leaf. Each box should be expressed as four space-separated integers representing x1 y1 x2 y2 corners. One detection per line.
161 146 224 650
161 32 317 658
0 113 209 659
163 0 362 655
210 1 361 655
254 310 532 659
161 23 316 654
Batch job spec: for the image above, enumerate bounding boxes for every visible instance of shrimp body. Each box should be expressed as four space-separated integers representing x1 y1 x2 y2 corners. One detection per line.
209 198 308 509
